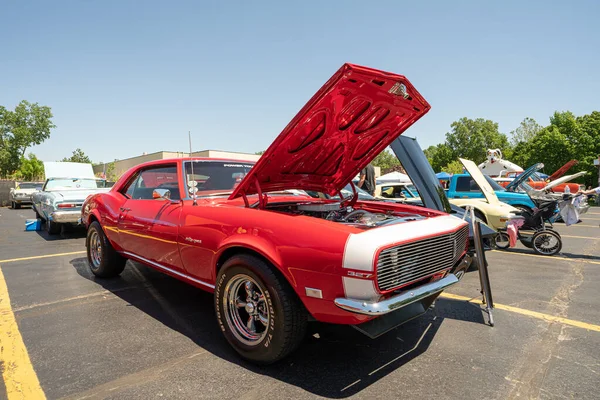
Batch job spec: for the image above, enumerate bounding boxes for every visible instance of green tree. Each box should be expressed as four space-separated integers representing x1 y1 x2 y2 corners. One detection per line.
441 160 464 174
424 143 455 172
527 126 572 175
445 117 510 164
0 101 55 177
255 150 265 155
15 153 44 181
372 149 400 173
61 148 92 164
510 117 542 146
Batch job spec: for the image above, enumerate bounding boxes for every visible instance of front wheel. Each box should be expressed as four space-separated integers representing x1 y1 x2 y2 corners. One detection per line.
493 232 511 249
86 221 127 277
215 255 307 365
532 230 562 256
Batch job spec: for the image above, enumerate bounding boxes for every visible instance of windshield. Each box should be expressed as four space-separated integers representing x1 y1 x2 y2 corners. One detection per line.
184 160 255 197
484 175 506 191
44 178 102 190
17 183 41 190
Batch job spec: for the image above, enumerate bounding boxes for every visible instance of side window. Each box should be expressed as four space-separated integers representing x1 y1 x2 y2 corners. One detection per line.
122 165 180 200
455 177 471 192
469 179 482 193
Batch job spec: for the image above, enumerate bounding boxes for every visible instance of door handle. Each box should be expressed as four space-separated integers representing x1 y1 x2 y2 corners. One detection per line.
119 207 131 212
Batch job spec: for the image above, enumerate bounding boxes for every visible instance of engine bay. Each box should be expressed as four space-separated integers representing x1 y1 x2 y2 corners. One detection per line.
266 201 426 229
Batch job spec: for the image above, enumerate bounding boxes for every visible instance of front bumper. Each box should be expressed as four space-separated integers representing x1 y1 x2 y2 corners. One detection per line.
50 210 82 224
334 255 470 316
13 197 32 204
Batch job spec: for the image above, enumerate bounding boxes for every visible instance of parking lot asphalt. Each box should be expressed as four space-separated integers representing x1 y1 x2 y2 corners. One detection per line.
1 207 599 400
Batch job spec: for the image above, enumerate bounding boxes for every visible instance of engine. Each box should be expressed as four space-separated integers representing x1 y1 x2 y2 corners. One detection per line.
268 201 425 229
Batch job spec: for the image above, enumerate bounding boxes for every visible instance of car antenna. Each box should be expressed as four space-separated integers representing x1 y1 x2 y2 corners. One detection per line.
189 131 197 206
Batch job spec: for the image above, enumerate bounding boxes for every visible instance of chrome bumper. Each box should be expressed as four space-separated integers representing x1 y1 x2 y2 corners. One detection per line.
334 255 470 316
50 210 82 224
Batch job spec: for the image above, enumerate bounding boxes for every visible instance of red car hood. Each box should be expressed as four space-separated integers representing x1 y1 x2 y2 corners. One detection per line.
229 63 430 199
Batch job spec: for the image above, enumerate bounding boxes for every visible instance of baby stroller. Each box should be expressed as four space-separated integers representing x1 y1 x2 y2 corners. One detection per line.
494 192 563 256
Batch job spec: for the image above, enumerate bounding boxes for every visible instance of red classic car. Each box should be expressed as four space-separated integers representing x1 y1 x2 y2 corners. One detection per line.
81 64 470 364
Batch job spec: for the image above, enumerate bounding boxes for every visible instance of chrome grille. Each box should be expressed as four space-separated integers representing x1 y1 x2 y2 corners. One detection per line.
376 226 469 292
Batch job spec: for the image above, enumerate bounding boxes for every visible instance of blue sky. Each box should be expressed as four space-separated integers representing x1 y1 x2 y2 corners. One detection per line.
1 1 599 163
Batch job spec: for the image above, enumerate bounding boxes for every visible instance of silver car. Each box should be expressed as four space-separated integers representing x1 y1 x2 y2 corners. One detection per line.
32 162 111 234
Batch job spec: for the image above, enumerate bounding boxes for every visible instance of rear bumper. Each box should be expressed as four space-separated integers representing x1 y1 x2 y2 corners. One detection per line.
50 210 82 224
334 255 470 316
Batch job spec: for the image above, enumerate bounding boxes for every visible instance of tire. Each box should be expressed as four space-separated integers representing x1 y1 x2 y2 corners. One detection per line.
86 221 127 278
215 254 307 365
46 219 62 235
532 230 562 256
14 202 21 209
493 232 510 249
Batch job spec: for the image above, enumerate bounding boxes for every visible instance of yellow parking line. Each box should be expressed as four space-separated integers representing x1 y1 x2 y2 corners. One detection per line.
572 224 598 228
0 251 86 264
0 265 46 399
490 250 600 265
561 235 600 240
440 292 600 332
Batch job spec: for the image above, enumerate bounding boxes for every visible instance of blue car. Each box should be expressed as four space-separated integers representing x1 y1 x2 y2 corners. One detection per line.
443 172 536 212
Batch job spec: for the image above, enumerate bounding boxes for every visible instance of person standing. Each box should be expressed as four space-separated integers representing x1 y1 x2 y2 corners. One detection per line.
358 163 376 196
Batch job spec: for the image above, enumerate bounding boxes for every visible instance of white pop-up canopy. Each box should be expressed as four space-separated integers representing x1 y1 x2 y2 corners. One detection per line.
377 171 410 183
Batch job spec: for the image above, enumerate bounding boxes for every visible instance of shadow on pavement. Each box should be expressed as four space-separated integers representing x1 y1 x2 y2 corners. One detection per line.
70 257 486 398
35 224 86 241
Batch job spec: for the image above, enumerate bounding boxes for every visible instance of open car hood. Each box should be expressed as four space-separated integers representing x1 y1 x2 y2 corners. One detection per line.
505 162 543 192
44 162 95 180
548 159 578 181
229 64 431 200
541 171 586 191
460 158 501 206
389 136 451 213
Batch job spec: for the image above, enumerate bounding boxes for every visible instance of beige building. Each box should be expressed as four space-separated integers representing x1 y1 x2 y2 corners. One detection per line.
93 150 261 179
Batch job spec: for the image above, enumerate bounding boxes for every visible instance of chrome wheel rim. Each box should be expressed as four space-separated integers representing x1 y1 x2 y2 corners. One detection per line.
533 232 560 255
223 274 270 346
89 230 102 269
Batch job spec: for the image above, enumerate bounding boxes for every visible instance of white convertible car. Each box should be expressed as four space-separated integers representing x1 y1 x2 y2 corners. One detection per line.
32 162 110 234
9 182 43 209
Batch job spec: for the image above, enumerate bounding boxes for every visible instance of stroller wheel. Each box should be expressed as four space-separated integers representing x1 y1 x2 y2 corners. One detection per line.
532 230 562 256
493 232 510 249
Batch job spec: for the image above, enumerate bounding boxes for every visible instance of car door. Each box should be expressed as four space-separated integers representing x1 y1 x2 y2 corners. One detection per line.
117 164 185 272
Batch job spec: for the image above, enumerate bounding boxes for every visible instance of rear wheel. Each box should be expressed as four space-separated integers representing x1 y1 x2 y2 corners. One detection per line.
215 254 307 365
46 219 61 235
532 230 562 256
86 221 127 277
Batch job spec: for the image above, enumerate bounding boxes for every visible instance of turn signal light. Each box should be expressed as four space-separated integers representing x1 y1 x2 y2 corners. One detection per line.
57 203 77 208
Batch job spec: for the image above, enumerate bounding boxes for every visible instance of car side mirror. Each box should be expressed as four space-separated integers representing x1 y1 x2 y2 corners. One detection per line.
153 188 171 200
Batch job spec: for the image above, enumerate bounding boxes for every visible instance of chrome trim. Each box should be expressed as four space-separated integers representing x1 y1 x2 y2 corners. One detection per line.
335 273 459 316
121 251 215 289
50 210 82 223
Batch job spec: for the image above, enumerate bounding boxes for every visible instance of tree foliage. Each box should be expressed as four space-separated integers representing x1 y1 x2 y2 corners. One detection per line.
445 118 510 165
61 148 92 164
372 149 400 174
509 117 542 146
15 153 44 181
441 160 464 175
0 101 55 177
